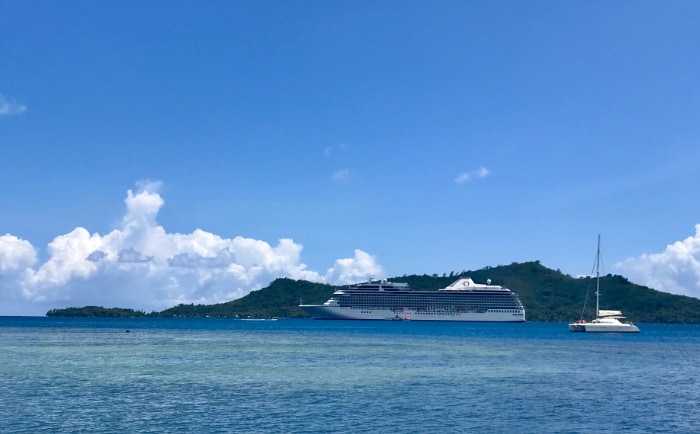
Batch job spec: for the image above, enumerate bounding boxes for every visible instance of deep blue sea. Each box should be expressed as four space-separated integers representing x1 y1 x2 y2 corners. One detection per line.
1 318 698 433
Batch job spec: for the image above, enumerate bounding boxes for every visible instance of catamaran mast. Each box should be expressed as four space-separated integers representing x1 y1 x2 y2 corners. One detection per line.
595 234 601 317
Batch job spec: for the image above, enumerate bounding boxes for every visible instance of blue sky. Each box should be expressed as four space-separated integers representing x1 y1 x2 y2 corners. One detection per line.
2 1 699 315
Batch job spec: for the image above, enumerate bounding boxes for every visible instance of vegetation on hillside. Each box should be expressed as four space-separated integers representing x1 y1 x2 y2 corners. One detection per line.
46 262 700 323
46 306 148 317
156 279 334 318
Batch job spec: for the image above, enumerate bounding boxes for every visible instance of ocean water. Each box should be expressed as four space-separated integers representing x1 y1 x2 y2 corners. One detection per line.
1 318 698 433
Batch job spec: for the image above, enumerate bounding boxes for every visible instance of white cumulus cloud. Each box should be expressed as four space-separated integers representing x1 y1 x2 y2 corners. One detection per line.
325 249 384 284
0 182 383 315
616 224 700 299
455 166 490 184
0 235 37 272
0 93 27 116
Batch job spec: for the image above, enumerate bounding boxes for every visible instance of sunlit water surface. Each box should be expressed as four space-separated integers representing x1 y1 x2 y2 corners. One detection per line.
1 318 698 433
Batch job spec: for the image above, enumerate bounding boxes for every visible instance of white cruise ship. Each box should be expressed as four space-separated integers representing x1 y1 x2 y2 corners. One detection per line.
300 277 526 322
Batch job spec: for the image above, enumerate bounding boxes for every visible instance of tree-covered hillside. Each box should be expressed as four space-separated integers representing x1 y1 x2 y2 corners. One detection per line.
155 278 335 318
395 261 700 323
46 262 700 323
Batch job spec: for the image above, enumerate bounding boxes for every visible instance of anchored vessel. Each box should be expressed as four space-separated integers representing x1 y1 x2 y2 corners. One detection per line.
300 277 526 322
568 235 640 333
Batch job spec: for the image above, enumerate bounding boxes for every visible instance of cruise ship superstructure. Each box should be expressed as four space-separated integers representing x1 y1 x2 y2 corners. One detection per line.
300 277 526 322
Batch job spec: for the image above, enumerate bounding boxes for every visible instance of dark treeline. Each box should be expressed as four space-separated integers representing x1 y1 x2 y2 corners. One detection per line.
46 306 148 317
46 261 700 323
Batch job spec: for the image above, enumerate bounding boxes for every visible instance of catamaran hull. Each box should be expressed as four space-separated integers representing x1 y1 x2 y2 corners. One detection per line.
300 305 526 322
569 323 640 333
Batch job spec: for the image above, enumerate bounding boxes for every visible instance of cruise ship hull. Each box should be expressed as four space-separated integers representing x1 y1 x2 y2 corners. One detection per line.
301 305 525 322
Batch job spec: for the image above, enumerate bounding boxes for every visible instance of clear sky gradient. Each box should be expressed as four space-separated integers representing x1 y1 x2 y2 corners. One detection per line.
2 1 699 315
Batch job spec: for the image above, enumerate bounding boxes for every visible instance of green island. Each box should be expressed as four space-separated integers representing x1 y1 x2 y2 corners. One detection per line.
46 261 700 323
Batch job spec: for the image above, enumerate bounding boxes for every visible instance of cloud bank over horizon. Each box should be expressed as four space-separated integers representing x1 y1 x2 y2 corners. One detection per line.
1 182 699 315
616 224 700 300
0 182 383 315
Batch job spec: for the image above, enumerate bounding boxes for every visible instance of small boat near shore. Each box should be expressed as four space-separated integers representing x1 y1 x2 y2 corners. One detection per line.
569 235 640 333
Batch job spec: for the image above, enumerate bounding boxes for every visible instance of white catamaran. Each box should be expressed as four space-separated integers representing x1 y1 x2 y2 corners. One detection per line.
568 235 640 333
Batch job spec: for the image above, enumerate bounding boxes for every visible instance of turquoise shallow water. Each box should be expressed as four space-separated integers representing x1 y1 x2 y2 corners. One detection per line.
1 318 699 433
